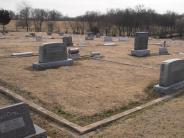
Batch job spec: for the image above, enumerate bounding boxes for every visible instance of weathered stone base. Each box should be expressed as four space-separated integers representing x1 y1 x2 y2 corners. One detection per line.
131 49 150 57
159 47 169 55
68 54 80 60
154 80 184 94
26 124 47 138
33 59 73 70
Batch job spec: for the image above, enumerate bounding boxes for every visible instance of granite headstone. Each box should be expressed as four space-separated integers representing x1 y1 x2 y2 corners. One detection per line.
154 59 184 94
85 32 94 40
131 32 150 57
33 43 73 70
104 36 112 42
63 36 73 47
0 102 47 138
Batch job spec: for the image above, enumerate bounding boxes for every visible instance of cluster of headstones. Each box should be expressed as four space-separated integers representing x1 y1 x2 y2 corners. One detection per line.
131 32 169 57
0 103 47 138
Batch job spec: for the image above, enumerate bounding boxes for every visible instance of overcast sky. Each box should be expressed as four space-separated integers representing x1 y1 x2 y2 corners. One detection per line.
0 0 183 17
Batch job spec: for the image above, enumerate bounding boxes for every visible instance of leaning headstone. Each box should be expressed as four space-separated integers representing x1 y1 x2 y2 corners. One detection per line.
68 48 80 60
131 32 150 57
104 36 113 42
0 102 47 138
33 43 73 70
154 59 184 94
63 36 73 47
85 32 95 40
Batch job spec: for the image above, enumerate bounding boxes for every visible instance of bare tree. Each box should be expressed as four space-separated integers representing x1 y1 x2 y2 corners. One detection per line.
17 1 32 32
176 16 184 37
32 8 47 32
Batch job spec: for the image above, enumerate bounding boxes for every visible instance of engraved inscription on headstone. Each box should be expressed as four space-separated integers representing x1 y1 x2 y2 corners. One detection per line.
0 117 25 133
0 102 47 138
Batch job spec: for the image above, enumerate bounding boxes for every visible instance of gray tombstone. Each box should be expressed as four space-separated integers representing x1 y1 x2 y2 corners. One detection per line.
63 36 73 47
33 43 73 70
104 36 112 42
0 102 47 138
85 32 94 40
159 47 169 55
131 32 150 57
154 59 184 94
96 33 101 38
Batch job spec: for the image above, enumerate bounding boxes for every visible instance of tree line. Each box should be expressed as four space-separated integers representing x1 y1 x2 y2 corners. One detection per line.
0 4 184 38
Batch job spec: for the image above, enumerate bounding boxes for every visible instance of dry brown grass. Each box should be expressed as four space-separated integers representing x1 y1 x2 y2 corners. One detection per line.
0 32 184 124
92 93 184 138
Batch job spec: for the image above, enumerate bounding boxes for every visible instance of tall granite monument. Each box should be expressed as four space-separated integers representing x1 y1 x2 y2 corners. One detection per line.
131 32 150 57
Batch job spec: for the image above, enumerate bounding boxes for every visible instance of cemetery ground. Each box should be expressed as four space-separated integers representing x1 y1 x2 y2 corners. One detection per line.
0 32 184 137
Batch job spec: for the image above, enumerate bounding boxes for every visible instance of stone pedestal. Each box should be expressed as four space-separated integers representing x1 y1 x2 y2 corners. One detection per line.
131 49 150 57
159 47 169 55
154 81 184 94
33 59 73 70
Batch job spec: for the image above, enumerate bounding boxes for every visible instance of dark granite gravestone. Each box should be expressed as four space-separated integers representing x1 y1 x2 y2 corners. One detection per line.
134 32 149 50
63 36 73 47
85 32 94 40
131 32 150 57
0 102 47 138
33 43 73 70
39 43 67 63
154 59 184 94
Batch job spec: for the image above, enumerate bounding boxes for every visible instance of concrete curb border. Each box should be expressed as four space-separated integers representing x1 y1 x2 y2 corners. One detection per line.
0 85 182 135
